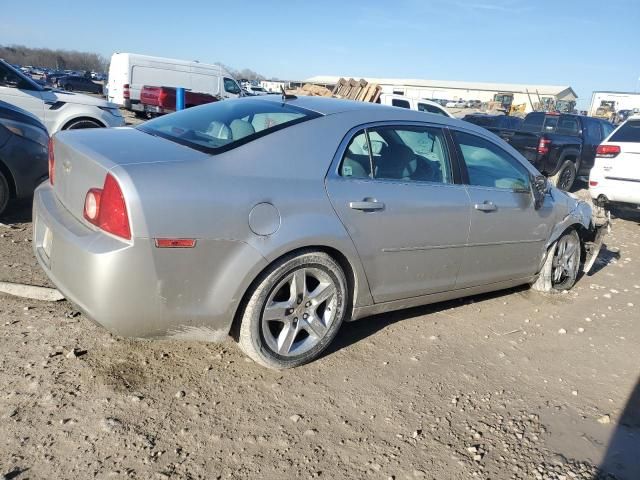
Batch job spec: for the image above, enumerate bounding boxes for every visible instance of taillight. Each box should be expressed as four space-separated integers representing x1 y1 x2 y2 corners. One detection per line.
589 180 598 187
123 83 130 99
596 144 620 158
83 174 131 240
159 89 168 106
537 138 552 155
48 137 55 185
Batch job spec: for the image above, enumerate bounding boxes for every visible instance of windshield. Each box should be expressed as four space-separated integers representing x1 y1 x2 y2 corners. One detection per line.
138 98 321 154
0 60 43 91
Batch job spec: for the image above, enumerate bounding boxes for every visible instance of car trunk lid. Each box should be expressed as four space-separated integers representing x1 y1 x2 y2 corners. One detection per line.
51 127 207 225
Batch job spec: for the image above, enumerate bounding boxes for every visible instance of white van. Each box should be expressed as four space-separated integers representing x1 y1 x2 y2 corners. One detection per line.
107 53 242 113
378 93 453 118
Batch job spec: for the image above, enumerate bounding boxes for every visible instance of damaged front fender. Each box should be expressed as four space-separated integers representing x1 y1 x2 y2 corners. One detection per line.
546 190 610 274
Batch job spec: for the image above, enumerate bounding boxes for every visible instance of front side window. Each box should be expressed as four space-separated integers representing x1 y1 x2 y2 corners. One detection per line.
583 119 602 144
340 126 452 184
223 78 241 95
418 103 447 116
601 122 615 139
555 116 579 136
139 99 320 154
453 130 530 191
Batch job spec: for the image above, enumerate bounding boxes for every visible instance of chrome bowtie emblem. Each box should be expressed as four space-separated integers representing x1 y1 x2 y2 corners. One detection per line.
63 160 72 173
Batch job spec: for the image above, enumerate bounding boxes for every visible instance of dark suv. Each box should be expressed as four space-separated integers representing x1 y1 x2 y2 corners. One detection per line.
57 75 103 94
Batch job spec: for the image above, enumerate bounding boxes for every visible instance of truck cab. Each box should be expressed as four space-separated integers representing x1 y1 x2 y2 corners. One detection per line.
509 112 615 190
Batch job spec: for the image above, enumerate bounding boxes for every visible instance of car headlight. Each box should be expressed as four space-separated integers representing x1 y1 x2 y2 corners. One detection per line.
0 118 49 148
98 106 122 117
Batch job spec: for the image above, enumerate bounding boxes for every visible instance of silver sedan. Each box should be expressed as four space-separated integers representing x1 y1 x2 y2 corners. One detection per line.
33 96 607 368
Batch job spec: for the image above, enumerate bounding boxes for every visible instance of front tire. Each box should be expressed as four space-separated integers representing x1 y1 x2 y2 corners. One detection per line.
549 160 577 191
237 251 348 369
532 229 581 292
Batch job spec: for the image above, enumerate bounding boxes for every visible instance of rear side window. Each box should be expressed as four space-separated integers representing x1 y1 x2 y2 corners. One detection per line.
609 120 640 142
138 99 320 154
339 126 452 184
392 98 410 109
520 113 544 132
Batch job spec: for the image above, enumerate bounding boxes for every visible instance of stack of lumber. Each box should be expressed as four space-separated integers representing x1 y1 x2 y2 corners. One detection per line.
286 78 381 103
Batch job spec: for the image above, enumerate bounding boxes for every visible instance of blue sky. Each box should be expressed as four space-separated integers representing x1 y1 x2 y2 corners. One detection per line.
1 0 638 108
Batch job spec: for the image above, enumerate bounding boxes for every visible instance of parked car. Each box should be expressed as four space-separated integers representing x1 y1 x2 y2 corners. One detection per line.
465 100 482 109
508 112 615 190
107 53 242 115
244 85 269 95
44 72 66 86
589 118 640 208
462 113 523 141
57 75 103 94
378 94 453 117
445 99 466 109
0 101 48 215
33 96 608 369
0 59 124 133
140 85 218 116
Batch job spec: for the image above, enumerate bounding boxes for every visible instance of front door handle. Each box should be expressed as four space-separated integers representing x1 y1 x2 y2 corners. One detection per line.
349 199 385 211
474 201 497 212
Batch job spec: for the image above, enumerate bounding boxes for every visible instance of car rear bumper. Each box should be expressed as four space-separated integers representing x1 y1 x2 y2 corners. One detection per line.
33 183 268 342
589 169 640 206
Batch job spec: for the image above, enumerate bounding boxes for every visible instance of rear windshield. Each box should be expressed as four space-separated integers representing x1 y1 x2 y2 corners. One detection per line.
609 120 640 142
138 99 321 154
464 116 501 127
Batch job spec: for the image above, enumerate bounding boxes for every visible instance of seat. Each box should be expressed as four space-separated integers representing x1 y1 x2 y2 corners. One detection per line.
341 155 370 178
230 119 256 140
375 144 416 180
206 121 231 140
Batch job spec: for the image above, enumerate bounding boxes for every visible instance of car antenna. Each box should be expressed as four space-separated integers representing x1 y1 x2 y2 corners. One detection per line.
281 85 296 101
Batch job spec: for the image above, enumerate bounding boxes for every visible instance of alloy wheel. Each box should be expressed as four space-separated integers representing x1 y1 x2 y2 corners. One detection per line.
261 267 337 357
552 234 579 285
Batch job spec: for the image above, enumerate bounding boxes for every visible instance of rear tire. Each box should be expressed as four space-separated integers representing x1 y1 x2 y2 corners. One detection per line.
237 251 348 369
532 229 581 292
0 171 10 217
64 119 103 130
549 160 577 191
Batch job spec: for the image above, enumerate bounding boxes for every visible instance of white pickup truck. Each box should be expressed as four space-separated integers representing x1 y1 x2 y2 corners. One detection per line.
378 93 453 118
0 59 124 134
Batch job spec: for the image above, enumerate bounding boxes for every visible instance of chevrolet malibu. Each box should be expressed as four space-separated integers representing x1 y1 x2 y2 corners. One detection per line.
33 96 607 369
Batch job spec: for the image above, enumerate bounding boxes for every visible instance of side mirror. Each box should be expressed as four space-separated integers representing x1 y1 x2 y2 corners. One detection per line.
531 174 549 210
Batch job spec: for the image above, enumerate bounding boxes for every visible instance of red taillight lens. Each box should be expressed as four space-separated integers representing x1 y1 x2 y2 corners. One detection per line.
83 174 131 240
48 137 55 185
596 144 620 158
589 180 598 187
537 138 552 155
123 83 130 99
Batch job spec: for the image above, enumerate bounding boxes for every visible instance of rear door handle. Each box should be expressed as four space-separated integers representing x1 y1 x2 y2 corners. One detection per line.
349 200 385 211
474 201 497 212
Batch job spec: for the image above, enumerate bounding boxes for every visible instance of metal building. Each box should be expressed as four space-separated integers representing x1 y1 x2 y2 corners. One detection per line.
305 75 578 113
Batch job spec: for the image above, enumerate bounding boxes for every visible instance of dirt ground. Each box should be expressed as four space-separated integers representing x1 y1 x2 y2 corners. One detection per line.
1 191 639 480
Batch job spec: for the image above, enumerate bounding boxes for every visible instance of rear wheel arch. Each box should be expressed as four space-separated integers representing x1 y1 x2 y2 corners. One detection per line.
230 245 359 340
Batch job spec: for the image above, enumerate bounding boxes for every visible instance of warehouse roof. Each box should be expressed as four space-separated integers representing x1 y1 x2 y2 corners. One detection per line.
305 75 577 99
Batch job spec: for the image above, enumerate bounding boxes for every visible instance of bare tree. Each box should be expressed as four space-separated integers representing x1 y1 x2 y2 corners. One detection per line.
0 44 108 71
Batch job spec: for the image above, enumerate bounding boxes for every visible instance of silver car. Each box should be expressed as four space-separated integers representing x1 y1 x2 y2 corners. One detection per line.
33 96 607 369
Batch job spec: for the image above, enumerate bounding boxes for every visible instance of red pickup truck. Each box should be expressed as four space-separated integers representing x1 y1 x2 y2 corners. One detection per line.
140 86 219 116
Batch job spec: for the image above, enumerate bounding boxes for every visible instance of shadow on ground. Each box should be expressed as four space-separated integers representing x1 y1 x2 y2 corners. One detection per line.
597 377 640 479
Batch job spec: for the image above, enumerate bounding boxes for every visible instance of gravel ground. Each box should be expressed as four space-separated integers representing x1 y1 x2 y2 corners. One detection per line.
1 189 639 479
